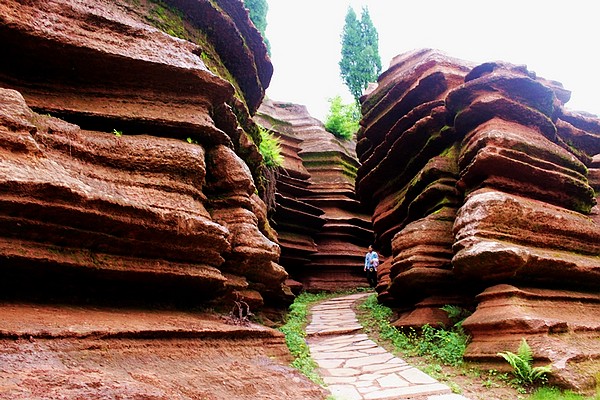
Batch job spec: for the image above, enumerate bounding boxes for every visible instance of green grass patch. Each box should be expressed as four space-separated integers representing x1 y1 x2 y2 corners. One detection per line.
528 387 599 400
278 292 332 385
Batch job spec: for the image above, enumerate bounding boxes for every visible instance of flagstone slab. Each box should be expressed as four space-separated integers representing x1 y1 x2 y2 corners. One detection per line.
326 367 362 377
323 376 358 385
364 383 450 399
427 394 471 400
377 373 411 388
399 367 439 384
344 352 395 368
328 384 363 400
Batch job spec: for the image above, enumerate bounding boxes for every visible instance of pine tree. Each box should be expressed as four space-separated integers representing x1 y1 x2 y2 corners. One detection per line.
339 6 381 103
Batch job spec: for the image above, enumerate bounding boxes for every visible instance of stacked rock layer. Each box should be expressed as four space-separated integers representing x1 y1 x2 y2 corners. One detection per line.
256 100 373 291
0 0 290 308
356 49 600 392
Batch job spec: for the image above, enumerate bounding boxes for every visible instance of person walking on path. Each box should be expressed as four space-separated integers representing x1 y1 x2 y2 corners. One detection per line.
364 245 379 288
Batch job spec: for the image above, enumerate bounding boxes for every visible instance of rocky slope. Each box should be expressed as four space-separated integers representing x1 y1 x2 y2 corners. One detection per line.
357 49 600 393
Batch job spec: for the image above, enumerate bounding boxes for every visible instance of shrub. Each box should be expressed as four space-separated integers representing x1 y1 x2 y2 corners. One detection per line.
324 95 359 140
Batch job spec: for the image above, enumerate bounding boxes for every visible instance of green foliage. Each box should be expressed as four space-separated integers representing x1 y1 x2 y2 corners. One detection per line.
243 0 271 55
278 292 334 385
339 6 382 102
440 305 472 329
527 387 598 400
358 294 469 367
498 339 552 385
112 129 123 137
258 126 283 168
148 0 186 39
417 324 470 366
324 95 359 140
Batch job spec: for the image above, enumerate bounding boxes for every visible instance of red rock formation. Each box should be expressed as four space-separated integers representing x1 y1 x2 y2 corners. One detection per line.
256 100 373 291
0 303 328 400
357 49 600 392
0 0 287 307
0 1 330 398
255 100 326 289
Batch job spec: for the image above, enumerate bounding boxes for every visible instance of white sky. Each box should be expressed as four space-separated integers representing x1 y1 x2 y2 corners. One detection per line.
265 1 599 122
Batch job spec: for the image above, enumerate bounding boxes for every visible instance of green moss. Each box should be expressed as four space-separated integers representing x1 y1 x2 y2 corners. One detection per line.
148 0 186 39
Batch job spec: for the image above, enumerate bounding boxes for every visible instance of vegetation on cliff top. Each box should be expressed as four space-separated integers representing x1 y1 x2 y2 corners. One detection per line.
324 95 359 140
339 6 381 103
243 0 271 55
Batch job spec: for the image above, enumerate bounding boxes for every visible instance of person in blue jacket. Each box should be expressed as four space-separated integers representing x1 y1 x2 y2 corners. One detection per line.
364 245 379 288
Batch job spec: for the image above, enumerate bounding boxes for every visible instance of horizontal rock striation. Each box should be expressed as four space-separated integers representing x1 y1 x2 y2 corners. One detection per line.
0 303 328 400
0 0 289 308
357 49 600 392
255 100 325 290
256 101 373 291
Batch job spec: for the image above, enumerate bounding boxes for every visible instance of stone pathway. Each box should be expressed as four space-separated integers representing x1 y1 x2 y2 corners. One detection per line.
306 293 470 400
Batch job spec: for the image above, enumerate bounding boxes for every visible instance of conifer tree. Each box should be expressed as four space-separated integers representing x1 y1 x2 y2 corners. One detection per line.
339 6 381 102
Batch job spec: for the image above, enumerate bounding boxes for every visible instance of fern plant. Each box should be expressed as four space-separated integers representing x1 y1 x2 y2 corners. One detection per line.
440 305 472 329
258 126 283 168
497 338 552 384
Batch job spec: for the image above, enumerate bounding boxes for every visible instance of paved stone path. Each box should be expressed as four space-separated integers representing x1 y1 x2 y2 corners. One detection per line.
306 293 470 400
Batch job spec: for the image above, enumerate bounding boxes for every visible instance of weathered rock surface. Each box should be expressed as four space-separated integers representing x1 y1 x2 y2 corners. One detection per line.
0 303 327 400
357 48 600 392
256 100 373 291
255 100 326 288
0 0 289 306
0 1 324 397
462 285 600 392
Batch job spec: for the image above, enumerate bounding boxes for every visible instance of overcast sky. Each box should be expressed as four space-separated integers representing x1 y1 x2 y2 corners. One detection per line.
265 1 599 122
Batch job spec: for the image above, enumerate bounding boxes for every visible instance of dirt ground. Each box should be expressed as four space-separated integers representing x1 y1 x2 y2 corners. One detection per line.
0 303 328 400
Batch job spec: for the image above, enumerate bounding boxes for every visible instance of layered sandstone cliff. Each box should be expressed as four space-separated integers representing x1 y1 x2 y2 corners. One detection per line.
0 1 330 398
357 49 600 392
256 100 373 291
0 0 291 308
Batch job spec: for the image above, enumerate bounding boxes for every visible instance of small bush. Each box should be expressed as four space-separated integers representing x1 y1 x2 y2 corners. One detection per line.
324 95 359 140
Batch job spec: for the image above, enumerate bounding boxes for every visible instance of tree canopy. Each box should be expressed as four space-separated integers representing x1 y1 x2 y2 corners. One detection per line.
324 95 359 140
339 6 381 102
244 0 271 55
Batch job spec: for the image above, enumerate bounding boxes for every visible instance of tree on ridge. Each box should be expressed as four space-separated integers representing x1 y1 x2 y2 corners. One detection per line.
339 6 381 103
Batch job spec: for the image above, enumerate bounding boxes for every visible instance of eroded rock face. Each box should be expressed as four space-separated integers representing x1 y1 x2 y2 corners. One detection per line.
0 0 287 307
0 304 328 400
256 100 373 291
357 49 600 391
